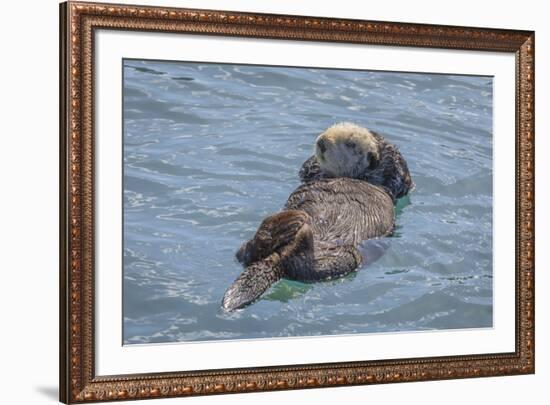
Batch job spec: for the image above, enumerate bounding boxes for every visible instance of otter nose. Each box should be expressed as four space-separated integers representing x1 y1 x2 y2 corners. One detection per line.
317 138 328 154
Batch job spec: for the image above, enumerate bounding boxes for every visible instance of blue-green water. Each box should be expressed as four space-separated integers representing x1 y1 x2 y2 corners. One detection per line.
123 59 493 344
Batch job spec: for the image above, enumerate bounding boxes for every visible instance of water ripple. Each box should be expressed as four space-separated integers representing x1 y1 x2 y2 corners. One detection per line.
123 59 493 344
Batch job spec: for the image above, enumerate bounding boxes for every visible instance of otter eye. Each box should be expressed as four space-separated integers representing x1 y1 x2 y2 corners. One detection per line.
344 140 355 149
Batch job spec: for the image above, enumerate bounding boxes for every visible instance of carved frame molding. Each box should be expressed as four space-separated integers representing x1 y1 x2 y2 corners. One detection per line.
59 1 535 403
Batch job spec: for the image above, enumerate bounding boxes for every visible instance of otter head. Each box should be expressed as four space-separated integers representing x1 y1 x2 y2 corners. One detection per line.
314 122 380 179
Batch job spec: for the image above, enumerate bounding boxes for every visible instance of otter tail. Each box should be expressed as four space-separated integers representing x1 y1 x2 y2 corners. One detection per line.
222 253 283 311
223 210 313 311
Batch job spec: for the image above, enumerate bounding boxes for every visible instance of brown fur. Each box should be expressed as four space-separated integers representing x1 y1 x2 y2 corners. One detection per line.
222 123 413 311
223 179 394 311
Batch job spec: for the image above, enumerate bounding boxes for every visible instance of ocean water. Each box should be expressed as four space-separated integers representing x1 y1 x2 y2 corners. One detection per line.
122 59 493 344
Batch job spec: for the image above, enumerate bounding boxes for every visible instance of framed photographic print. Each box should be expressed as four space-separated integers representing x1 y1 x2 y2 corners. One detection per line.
59 1 535 403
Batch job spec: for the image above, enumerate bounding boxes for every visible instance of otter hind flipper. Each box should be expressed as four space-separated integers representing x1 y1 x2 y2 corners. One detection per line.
284 242 363 282
236 210 311 266
311 245 363 281
225 210 315 311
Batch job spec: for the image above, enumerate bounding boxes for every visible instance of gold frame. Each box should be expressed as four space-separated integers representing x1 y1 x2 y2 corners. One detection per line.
59 1 535 403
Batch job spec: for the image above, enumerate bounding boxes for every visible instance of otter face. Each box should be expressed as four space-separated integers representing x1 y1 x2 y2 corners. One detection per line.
315 122 379 178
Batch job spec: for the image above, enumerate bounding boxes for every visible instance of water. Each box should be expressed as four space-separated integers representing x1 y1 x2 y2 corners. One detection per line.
122 59 493 344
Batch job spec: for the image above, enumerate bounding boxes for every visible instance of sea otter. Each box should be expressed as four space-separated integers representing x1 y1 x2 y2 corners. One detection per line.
221 122 413 311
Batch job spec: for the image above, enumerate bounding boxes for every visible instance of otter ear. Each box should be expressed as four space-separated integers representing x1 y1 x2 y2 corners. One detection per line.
367 152 379 170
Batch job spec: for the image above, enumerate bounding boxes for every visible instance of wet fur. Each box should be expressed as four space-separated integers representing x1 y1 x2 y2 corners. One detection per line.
222 123 412 311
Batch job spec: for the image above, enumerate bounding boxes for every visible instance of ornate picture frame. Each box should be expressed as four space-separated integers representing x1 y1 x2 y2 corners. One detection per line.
60 1 535 403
